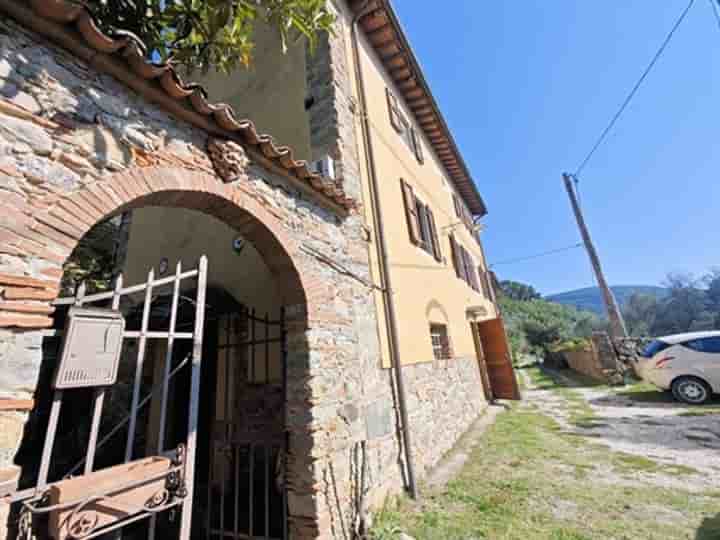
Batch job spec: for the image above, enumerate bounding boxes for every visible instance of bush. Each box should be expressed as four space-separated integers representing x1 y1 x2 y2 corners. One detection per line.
500 296 603 361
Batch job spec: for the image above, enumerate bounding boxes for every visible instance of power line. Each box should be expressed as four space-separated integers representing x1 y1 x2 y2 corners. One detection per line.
709 0 720 31
574 0 696 178
489 243 583 268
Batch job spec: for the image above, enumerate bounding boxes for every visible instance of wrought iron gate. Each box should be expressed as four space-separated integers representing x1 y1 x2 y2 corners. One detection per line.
204 308 288 540
10 257 208 540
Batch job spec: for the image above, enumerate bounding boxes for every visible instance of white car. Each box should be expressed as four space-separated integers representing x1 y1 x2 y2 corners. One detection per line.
634 331 720 405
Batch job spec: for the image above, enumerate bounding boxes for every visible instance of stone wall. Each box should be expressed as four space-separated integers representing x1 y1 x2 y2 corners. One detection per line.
0 13 379 539
305 2 362 201
0 9 488 540
561 333 623 384
563 349 606 382
403 356 486 478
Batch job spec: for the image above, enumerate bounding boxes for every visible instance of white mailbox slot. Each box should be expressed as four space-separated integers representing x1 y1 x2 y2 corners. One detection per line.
53 307 125 389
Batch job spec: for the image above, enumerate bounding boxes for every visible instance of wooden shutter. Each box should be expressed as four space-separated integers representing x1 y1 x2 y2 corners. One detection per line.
459 246 469 284
469 261 480 292
441 328 453 359
427 207 442 262
417 202 431 251
449 233 464 280
411 127 424 164
470 267 480 292
462 247 479 291
452 194 462 219
400 179 421 245
488 271 499 302
479 268 491 299
386 88 403 133
462 205 473 231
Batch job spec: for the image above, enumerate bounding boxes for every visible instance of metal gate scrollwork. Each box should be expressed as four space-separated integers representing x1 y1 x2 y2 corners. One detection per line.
8 257 209 540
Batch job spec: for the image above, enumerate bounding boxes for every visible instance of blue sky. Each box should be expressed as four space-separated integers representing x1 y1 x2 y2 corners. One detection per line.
393 0 720 296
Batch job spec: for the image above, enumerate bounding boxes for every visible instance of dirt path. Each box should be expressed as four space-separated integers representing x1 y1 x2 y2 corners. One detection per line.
522 367 720 492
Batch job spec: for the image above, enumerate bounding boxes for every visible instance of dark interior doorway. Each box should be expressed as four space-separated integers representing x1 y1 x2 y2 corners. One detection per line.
131 287 288 540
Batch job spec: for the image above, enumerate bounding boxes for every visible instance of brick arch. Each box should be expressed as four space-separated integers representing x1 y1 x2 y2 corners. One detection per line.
0 166 312 329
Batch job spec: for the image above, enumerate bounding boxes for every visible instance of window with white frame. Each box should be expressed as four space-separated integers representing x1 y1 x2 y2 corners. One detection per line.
430 324 453 360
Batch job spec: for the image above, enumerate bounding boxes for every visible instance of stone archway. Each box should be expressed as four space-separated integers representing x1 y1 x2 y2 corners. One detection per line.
0 165 326 539
0 165 315 322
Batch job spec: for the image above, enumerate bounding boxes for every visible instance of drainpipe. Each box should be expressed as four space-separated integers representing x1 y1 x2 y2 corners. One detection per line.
350 0 418 500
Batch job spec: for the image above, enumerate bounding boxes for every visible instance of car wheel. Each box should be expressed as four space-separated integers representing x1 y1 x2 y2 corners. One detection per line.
671 376 711 405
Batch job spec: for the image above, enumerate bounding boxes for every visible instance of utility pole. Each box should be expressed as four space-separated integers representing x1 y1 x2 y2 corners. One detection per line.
563 173 628 339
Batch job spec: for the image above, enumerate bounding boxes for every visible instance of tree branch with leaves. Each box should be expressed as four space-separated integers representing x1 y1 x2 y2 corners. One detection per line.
82 0 335 74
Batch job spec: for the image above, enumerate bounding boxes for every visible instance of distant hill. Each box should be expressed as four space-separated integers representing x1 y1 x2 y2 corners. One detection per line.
546 286 668 316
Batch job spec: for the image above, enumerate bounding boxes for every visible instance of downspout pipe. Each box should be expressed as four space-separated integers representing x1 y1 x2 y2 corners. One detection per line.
350 1 418 500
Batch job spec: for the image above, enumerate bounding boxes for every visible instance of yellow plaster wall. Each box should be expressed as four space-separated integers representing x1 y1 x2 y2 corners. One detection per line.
199 21 312 161
338 5 497 367
122 207 282 319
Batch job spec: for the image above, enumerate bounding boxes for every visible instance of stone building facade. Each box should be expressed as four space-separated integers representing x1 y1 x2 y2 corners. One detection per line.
0 2 490 539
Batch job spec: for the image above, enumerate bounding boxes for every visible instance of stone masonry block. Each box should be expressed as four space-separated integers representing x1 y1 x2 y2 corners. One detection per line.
0 114 51 156
0 411 26 469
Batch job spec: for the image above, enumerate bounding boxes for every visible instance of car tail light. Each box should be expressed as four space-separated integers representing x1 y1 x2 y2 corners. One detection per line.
655 356 675 369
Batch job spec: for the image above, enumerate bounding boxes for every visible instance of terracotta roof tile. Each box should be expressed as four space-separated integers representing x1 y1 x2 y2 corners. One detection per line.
7 0 355 212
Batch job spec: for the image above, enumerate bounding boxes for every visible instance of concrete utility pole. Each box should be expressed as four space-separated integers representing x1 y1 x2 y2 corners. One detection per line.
562 173 628 339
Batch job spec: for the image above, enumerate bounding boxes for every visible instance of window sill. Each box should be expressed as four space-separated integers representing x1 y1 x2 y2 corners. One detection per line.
414 243 442 264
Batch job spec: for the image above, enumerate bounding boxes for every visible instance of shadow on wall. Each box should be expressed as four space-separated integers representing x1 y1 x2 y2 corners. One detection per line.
696 514 720 539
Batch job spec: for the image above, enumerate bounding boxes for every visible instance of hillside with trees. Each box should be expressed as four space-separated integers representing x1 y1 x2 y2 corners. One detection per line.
519 269 720 341
546 285 668 315
623 270 720 337
498 280 606 362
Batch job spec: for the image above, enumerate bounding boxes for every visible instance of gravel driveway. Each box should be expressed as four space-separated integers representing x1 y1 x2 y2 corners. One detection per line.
524 367 720 492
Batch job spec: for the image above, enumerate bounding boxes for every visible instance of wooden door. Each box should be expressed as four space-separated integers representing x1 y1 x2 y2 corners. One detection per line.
476 318 521 400
471 322 494 401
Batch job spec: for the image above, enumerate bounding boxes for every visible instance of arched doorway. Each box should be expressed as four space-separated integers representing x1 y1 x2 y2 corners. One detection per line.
6 167 313 540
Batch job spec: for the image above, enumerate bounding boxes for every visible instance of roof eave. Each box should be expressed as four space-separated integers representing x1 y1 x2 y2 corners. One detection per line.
354 0 487 217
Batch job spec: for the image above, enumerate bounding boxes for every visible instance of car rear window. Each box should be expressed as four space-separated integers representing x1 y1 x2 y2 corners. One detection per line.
682 337 720 353
640 340 671 358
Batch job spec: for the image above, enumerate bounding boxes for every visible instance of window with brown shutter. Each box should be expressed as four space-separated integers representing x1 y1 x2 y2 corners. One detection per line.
427 207 442 262
449 234 465 281
469 263 480 292
417 201 433 255
411 127 424 164
452 194 462 220
452 192 476 232
479 268 491 299
461 204 473 230
400 118 413 150
461 246 479 291
387 88 403 133
488 271 499 302
400 179 421 245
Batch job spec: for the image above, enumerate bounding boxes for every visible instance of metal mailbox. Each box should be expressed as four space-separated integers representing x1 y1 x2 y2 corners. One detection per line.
53 307 125 389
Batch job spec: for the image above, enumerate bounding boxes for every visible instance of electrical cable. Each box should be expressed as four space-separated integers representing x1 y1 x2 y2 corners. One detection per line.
574 0 696 178
489 243 584 268
709 0 720 31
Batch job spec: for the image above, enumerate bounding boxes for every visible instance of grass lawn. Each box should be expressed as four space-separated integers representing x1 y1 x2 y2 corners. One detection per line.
370 368 720 540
